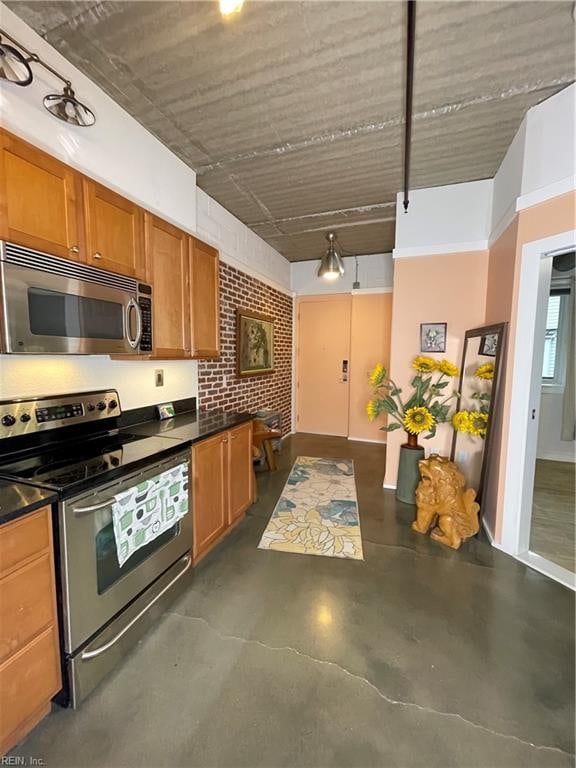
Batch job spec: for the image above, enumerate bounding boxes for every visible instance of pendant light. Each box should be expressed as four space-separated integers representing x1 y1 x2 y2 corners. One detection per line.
0 38 33 85
0 28 96 127
318 232 345 281
43 85 95 127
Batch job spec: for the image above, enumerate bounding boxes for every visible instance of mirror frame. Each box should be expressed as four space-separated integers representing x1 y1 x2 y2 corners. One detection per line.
450 322 508 509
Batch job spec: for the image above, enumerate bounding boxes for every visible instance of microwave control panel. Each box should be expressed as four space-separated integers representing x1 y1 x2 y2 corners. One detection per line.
0 390 121 438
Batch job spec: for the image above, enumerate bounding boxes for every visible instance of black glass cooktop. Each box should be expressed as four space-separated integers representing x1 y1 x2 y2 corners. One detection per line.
0 431 183 496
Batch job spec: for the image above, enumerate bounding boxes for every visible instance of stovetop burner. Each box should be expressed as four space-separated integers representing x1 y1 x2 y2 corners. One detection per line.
0 390 184 497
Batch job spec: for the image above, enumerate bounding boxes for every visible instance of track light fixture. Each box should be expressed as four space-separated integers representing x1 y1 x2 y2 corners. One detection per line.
0 28 95 127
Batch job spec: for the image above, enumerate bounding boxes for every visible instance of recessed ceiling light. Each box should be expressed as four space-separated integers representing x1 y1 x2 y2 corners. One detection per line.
219 0 245 17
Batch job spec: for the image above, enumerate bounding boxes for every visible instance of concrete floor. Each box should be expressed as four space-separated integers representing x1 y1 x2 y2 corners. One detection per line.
13 435 575 767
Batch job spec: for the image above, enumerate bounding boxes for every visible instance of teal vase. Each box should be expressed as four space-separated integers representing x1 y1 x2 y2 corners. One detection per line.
396 433 424 505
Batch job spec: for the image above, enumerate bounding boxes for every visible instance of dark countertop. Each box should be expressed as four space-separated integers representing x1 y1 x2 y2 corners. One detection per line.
125 410 255 444
0 480 58 527
0 409 254 526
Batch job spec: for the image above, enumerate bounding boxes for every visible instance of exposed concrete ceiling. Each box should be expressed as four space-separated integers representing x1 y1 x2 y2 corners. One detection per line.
6 1 575 261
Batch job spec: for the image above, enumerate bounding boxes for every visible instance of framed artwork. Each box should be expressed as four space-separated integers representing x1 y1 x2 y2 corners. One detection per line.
479 333 498 357
236 308 274 377
420 322 447 353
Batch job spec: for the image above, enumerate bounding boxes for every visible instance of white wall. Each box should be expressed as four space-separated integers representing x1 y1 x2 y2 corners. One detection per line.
0 357 198 412
521 84 576 201
490 119 526 240
290 253 393 295
197 189 290 293
393 180 493 257
537 390 576 462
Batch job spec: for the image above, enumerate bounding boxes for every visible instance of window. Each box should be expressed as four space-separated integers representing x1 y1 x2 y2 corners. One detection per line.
542 289 569 385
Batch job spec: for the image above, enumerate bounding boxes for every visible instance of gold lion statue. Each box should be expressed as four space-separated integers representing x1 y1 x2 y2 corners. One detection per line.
412 455 480 549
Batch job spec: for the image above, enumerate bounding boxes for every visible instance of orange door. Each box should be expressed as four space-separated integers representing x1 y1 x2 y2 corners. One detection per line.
297 295 351 435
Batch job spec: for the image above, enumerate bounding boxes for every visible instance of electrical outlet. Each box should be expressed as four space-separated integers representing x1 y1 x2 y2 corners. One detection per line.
155 369 164 387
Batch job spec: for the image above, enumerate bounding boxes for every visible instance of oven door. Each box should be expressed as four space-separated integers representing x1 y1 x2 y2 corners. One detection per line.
0 259 142 354
60 450 192 653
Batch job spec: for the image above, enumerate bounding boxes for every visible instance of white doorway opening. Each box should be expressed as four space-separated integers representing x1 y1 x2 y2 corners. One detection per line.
501 229 576 590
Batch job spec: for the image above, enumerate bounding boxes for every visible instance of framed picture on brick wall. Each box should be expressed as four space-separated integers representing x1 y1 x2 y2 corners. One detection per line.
236 308 275 377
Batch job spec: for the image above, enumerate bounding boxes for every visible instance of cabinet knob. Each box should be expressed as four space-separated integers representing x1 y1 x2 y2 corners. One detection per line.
93 252 102 260
231 435 237 440
222 438 228 444
69 245 80 254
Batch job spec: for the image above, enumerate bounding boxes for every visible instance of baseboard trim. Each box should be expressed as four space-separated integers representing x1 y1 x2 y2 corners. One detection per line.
536 452 576 463
515 551 575 591
347 436 387 444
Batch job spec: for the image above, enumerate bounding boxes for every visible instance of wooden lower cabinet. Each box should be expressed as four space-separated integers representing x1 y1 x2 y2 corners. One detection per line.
0 507 61 755
192 421 253 562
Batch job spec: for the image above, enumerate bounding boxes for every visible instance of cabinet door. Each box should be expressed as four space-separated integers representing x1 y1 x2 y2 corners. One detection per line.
83 178 145 278
0 130 83 260
190 238 220 358
145 214 190 358
228 421 254 524
192 433 228 560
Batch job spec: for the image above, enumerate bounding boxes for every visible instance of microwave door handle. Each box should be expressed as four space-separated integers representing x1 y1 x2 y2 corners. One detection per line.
125 298 142 349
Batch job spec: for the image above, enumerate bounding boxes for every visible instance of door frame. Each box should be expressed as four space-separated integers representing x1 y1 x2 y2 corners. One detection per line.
500 229 576 590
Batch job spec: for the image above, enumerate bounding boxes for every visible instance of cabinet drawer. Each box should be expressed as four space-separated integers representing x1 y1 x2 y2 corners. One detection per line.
0 626 60 750
0 554 55 664
0 507 51 577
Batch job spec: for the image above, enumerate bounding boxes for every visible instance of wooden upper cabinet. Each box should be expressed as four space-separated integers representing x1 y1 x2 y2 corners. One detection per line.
190 237 220 359
0 130 83 260
145 214 190 359
192 433 228 560
228 421 253 525
82 178 145 278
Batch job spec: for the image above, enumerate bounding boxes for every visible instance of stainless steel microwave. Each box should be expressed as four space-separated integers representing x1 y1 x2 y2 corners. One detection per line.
0 241 153 355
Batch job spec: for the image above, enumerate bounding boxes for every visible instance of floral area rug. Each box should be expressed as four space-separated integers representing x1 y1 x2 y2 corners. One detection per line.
258 457 363 560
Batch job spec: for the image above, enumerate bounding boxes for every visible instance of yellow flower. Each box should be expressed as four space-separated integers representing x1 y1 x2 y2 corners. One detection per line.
468 412 489 438
369 363 386 387
437 360 460 378
452 410 471 433
366 400 377 421
403 406 435 435
412 356 437 374
475 363 494 380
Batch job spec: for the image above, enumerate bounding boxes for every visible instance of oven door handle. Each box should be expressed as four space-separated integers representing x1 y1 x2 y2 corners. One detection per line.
73 499 114 515
126 297 142 350
80 554 192 661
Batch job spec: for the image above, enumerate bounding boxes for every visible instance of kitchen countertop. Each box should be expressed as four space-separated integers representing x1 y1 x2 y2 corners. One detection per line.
125 410 255 444
0 409 254 526
0 480 58 527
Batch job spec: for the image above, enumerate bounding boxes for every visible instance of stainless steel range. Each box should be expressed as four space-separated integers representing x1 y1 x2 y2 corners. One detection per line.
0 390 193 707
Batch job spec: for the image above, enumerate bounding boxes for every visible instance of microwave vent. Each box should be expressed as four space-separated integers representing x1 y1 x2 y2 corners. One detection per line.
1 241 138 293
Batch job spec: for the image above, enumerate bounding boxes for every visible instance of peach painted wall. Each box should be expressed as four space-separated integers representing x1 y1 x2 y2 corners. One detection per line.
348 293 393 442
490 191 576 542
383 251 489 488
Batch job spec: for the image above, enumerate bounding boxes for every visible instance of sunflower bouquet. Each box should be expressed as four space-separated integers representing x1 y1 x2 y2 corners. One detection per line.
452 362 494 439
366 356 460 441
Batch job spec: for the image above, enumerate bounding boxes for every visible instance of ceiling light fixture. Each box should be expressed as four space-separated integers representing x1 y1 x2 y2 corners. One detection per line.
0 28 95 126
318 232 345 281
0 39 33 85
219 0 245 18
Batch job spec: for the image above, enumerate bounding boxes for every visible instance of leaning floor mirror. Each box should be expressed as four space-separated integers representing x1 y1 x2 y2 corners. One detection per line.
451 323 507 507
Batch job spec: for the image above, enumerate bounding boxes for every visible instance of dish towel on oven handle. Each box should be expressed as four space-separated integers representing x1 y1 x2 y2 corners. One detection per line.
111 462 189 567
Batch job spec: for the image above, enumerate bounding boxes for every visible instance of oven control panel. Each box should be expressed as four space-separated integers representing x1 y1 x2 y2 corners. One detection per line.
0 390 121 439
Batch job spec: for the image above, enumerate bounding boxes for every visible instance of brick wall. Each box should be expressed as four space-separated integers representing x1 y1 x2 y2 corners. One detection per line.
197 262 293 435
